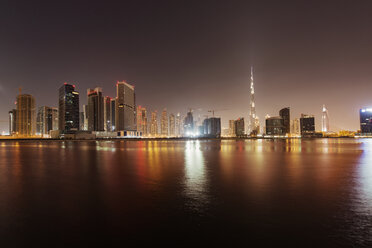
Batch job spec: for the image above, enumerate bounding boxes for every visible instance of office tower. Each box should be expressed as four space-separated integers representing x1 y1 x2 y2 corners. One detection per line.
36 106 56 136
136 106 148 136
290 118 301 135
300 114 315 135
265 116 285 135
79 112 85 130
279 107 290 135
82 105 88 130
229 120 236 136
322 105 330 132
59 83 79 132
234 118 245 136
169 113 175 137
16 93 36 136
8 109 17 135
110 98 116 131
184 110 194 136
87 87 104 131
360 108 372 133
104 96 112 131
150 111 158 136
175 113 182 137
161 109 168 136
249 67 259 135
203 117 221 138
115 81 136 131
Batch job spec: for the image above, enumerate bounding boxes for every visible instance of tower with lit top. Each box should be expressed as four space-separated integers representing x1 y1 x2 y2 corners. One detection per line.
322 105 329 132
249 67 259 135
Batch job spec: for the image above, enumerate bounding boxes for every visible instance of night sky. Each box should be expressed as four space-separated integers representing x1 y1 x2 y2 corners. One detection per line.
1 0 372 132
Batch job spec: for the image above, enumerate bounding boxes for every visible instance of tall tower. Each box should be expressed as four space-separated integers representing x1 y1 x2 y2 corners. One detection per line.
59 83 80 133
249 67 259 135
115 81 136 132
322 105 330 132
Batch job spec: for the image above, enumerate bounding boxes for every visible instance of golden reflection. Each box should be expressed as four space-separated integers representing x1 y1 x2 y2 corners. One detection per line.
357 140 372 210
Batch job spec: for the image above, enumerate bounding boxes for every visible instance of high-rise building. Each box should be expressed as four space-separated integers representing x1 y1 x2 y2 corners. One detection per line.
169 113 175 137
229 120 236 136
103 96 112 132
175 113 182 137
79 112 85 130
360 108 372 134
249 67 259 135
16 93 36 136
203 117 221 138
136 106 148 136
150 111 158 136
279 107 290 135
161 109 168 136
290 118 301 135
36 106 57 136
115 81 136 132
59 83 79 133
235 118 245 136
322 105 330 132
184 111 194 136
82 105 88 131
87 87 104 131
265 116 285 135
110 98 116 131
300 114 315 136
8 109 17 135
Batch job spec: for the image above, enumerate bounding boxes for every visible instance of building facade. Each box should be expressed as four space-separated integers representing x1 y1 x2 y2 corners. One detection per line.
360 108 372 134
161 109 168 137
8 109 17 135
265 116 285 135
279 107 290 135
322 105 330 132
115 81 136 132
169 114 175 137
300 114 315 136
58 83 80 133
203 117 221 138
150 111 158 136
136 106 148 136
87 87 104 131
36 106 58 136
184 111 194 136
16 94 36 136
235 118 245 137
104 96 112 132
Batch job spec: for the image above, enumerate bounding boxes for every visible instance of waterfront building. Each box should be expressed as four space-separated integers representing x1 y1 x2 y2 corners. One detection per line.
265 116 285 135
8 109 17 135
300 114 315 135
36 106 58 136
150 111 158 136
229 120 236 136
249 67 259 135
58 83 80 132
169 113 175 137
203 117 221 138
360 108 372 134
87 87 104 131
290 118 301 135
161 109 168 137
175 113 182 137
184 111 194 136
79 112 85 130
322 105 330 132
104 96 112 131
16 93 36 137
136 106 148 136
115 81 136 132
110 98 116 131
279 107 290 135
234 118 245 137
82 105 88 131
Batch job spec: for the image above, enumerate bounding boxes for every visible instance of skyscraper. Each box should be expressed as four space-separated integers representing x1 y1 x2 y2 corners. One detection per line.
16 93 36 137
110 98 116 131
87 87 104 131
59 83 80 133
300 114 315 136
115 81 136 132
161 108 168 137
235 118 245 137
150 111 158 137
322 105 330 132
8 109 17 135
82 104 88 131
229 120 236 136
265 116 285 135
184 110 194 136
169 113 175 137
104 96 112 132
279 107 290 135
203 117 221 138
36 106 57 136
290 118 301 135
136 106 148 136
360 108 372 134
249 67 259 135
175 113 182 137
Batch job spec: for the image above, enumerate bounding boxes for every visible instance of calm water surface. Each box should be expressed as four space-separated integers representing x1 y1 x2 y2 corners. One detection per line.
0 139 371 246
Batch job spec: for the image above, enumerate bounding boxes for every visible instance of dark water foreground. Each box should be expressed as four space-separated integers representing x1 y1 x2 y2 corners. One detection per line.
0 139 371 247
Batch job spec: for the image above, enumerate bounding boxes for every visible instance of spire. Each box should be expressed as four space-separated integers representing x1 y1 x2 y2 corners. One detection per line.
322 104 330 132
249 66 258 135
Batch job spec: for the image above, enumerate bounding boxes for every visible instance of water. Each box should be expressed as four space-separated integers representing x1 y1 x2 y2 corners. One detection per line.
0 139 371 246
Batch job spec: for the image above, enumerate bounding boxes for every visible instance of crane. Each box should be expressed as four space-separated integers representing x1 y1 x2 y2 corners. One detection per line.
207 109 228 117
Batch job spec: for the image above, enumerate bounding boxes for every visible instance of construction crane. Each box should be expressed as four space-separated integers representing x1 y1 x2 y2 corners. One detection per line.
207 109 228 117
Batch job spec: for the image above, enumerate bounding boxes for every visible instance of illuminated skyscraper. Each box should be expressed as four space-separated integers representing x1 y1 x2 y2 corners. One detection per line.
184 110 194 136
235 118 245 137
322 105 330 132
290 118 301 135
360 108 372 134
169 113 175 137
150 111 158 136
136 106 148 136
300 114 315 136
175 113 182 136
16 93 36 136
87 87 104 131
59 83 80 132
279 107 290 135
161 109 168 136
249 67 259 135
110 98 116 131
36 106 58 136
104 96 112 132
8 109 17 135
229 120 236 136
115 81 136 132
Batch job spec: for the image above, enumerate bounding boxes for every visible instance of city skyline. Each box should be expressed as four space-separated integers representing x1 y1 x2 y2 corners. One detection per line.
1 1 372 132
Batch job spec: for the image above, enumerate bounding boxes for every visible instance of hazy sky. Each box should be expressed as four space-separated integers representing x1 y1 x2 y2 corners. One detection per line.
1 0 372 132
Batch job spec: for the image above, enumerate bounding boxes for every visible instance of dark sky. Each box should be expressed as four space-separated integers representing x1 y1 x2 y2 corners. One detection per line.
1 0 372 132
